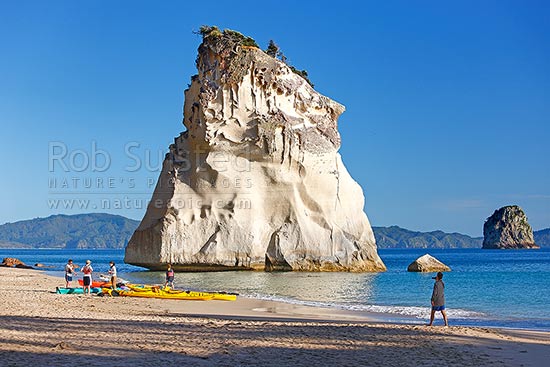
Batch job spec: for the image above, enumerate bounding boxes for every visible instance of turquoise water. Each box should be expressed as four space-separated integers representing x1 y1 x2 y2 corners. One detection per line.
2 248 549 330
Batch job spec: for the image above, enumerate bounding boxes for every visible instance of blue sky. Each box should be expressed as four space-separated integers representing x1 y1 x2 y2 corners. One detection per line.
0 0 548 236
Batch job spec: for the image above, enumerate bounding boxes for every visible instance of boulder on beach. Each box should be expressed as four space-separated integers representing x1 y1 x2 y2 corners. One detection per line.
482 205 539 249
407 254 450 272
1 257 33 269
124 27 385 272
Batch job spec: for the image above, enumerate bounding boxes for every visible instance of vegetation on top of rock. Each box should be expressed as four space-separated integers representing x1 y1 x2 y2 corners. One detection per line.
198 25 222 38
266 40 283 59
198 25 259 48
288 66 313 87
264 39 314 87
196 28 315 87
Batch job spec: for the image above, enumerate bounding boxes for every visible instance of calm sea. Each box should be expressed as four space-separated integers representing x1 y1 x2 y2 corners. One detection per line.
2 248 549 330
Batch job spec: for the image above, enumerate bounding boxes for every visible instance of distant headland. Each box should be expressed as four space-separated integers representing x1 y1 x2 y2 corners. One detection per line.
1 213 547 249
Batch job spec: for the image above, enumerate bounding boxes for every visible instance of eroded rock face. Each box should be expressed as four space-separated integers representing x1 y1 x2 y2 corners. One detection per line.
124 30 386 272
482 205 539 249
407 254 451 272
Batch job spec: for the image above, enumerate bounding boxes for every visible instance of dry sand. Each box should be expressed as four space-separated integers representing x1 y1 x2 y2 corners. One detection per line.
0 267 548 366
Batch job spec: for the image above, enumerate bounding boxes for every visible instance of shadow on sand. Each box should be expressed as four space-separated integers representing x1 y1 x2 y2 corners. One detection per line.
0 314 542 366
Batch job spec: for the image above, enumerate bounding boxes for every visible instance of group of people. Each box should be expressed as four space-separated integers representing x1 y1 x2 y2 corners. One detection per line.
65 258 448 325
64 259 176 294
64 259 117 294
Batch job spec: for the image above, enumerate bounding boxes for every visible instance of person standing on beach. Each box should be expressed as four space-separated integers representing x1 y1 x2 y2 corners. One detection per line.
428 271 448 326
81 260 93 295
164 264 175 289
108 261 117 289
65 259 77 288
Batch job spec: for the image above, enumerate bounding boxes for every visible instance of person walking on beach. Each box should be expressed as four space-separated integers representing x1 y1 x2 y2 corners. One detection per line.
81 260 93 295
65 259 77 288
164 264 175 289
428 271 448 326
108 261 117 289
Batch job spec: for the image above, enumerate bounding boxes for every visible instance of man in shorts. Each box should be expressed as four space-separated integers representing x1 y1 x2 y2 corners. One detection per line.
428 271 448 326
65 259 77 288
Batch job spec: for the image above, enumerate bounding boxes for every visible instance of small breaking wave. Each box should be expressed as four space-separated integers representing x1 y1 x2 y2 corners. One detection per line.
244 292 484 320
347 304 485 319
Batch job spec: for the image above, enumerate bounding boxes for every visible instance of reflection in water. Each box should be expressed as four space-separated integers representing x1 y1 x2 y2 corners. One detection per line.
124 271 378 306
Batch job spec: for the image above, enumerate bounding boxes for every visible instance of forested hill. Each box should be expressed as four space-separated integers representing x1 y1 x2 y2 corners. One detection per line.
373 226 483 249
0 213 139 249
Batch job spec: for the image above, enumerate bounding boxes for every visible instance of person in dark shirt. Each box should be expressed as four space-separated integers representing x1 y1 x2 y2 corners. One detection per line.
164 264 175 289
428 272 448 326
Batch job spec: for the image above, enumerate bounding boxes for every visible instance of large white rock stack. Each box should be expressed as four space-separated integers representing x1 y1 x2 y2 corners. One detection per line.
125 28 386 272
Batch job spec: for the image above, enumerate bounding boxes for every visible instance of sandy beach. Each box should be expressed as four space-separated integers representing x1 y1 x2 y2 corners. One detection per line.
0 267 548 366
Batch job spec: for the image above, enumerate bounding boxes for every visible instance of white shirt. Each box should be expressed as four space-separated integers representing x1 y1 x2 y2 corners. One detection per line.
65 263 74 275
109 265 117 277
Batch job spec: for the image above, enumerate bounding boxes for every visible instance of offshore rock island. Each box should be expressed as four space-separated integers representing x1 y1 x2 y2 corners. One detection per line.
124 27 386 272
482 205 539 249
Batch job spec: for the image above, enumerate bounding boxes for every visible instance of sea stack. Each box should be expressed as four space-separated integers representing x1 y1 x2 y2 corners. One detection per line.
124 27 386 272
482 205 539 249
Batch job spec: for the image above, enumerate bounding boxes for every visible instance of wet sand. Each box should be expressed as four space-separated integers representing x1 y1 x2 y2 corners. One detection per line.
0 267 548 366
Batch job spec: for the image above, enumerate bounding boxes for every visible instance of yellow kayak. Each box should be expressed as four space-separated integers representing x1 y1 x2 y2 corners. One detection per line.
171 289 237 301
102 287 213 300
127 285 237 301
